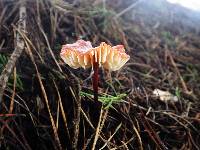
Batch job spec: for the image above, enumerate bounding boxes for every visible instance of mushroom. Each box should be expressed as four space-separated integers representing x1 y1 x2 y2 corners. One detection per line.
60 39 130 101
60 40 93 69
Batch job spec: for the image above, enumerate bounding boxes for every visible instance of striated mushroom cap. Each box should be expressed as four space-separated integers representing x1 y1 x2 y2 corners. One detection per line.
100 43 130 71
60 40 130 71
60 40 94 69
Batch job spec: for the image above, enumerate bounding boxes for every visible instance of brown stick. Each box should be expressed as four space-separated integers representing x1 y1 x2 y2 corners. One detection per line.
139 110 168 150
9 67 16 114
92 107 103 150
0 3 26 103
25 40 62 150
70 84 81 150
167 50 190 94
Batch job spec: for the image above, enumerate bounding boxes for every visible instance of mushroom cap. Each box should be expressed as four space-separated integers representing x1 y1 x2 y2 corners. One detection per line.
60 40 130 71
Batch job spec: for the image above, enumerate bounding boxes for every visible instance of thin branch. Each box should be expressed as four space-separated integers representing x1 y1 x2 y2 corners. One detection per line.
24 39 62 150
9 67 16 114
0 2 26 103
69 85 81 150
92 107 108 150
114 0 143 19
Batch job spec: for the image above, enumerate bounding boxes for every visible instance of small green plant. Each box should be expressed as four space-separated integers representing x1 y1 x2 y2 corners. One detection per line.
88 5 115 18
175 87 181 99
185 63 199 82
0 54 23 90
161 31 173 40
80 91 127 109
161 31 176 47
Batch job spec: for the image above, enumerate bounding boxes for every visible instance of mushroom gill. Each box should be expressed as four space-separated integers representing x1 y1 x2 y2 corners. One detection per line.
60 40 130 71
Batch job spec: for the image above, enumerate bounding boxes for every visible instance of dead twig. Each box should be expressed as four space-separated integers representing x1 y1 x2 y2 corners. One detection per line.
9 67 16 113
139 110 168 150
166 50 190 94
36 0 62 72
0 3 26 103
69 85 81 150
92 107 108 150
24 38 62 150
53 79 71 141
114 0 143 19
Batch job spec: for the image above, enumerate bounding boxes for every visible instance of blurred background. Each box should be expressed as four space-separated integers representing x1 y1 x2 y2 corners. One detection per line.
0 0 200 149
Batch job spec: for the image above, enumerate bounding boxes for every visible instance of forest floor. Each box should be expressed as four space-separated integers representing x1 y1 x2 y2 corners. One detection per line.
0 0 200 149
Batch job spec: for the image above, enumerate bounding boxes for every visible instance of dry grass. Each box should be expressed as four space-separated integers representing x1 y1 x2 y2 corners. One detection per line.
0 0 200 149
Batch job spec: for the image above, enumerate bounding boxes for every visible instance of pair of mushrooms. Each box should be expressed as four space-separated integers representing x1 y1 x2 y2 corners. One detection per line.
60 40 130 71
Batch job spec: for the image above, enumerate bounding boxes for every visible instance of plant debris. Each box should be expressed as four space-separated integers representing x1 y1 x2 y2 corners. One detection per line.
0 0 200 149
153 89 178 102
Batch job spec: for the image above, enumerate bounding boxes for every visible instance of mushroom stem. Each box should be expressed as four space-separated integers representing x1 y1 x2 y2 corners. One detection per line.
93 61 99 102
